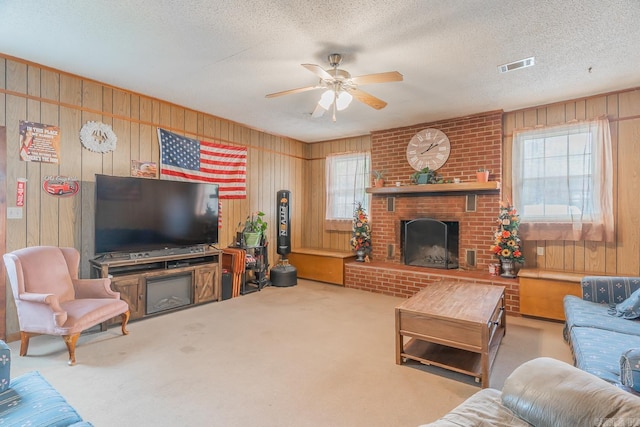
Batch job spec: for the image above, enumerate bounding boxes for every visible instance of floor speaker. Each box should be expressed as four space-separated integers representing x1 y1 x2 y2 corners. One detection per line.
221 270 232 300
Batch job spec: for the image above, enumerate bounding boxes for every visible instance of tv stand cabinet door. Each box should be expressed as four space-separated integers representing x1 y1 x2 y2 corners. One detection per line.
195 265 219 303
110 276 144 320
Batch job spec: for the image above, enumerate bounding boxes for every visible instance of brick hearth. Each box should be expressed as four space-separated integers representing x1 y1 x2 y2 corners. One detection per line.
345 261 519 314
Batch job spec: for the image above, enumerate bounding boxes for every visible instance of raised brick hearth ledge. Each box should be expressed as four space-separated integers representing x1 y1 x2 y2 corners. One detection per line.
345 261 520 314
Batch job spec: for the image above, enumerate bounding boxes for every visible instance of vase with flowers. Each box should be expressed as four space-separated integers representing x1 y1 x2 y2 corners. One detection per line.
243 211 267 247
491 201 524 277
350 202 372 262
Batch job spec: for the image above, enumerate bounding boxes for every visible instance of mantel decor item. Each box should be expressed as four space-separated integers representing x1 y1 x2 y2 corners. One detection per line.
410 167 439 185
491 201 525 277
476 168 490 183
243 211 267 247
372 170 385 187
350 202 371 262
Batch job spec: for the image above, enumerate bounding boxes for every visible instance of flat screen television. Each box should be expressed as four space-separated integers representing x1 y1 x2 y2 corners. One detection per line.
95 174 219 255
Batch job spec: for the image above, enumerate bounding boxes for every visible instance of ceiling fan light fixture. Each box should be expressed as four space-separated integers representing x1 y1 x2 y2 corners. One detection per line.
335 90 353 111
318 90 334 110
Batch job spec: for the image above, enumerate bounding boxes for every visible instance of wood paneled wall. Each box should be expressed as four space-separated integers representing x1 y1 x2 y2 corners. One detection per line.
503 88 640 275
304 135 372 251
0 55 307 338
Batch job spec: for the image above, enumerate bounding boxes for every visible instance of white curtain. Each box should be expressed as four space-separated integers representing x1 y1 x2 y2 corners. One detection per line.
512 117 614 242
325 151 370 231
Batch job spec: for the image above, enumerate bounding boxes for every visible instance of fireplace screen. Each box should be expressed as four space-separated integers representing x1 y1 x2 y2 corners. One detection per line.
146 273 193 315
403 219 459 269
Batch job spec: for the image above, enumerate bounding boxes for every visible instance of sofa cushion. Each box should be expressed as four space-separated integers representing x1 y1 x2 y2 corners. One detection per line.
418 388 531 427
609 287 640 319
0 371 89 426
501 357 640 427
564 295 640 338
570 326 640 384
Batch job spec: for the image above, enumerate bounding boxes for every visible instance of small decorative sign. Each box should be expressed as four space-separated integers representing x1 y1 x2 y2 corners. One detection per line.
80 121 117 153
42 176 79 198
131 160 157 177
16 178 27 207
19 121 61 163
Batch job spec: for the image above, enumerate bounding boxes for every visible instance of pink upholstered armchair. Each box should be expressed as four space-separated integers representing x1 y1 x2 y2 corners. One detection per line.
3 246 130 365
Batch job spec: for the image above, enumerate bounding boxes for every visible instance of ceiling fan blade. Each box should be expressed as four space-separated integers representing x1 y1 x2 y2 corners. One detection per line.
265 85 321 98
301 64 334 81
350 71 403 85
350 88 388 110
311 103 326 118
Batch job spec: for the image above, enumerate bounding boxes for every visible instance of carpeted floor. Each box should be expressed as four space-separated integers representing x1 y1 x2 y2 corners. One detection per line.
7 280 573 427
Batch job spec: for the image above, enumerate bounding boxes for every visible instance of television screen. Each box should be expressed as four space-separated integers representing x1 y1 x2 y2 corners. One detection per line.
95 174 219 255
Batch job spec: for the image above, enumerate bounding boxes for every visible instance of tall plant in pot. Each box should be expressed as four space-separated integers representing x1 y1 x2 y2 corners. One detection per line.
350 202 371 262
243 211 267 247
490 201 524 277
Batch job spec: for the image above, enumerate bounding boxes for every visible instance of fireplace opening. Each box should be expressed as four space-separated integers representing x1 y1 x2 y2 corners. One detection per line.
145 273 193 315
402 219 459 269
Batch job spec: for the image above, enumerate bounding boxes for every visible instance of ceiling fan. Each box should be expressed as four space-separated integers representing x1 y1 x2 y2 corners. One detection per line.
265 53 403 122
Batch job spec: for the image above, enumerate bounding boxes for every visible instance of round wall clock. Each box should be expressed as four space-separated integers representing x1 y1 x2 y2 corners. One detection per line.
406 128 451 171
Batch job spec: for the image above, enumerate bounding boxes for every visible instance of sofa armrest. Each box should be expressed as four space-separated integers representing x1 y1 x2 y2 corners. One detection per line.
581 276 640 304
17 292 68 327
502 357 640 427
73 277 119 299
0 341 10 393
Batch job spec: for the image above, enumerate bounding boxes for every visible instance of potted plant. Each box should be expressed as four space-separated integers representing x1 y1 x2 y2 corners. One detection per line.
410 167 437 184
243 211 267 247
476 168 490 182
490 201 525 277
372 170 385 187
350 202 371 262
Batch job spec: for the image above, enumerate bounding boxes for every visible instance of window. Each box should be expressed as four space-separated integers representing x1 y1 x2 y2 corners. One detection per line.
512 118 613 242
325 151 370 231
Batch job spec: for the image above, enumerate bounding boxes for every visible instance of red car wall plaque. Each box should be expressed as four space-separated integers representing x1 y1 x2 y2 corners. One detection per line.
42 176 79 197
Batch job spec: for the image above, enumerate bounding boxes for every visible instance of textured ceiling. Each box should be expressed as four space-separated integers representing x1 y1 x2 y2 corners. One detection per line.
1 1 639 143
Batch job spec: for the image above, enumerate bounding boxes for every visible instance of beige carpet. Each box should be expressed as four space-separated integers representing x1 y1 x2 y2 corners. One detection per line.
7 280 573 427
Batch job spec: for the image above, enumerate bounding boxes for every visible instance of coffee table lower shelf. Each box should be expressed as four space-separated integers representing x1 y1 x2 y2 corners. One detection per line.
400 327 504 382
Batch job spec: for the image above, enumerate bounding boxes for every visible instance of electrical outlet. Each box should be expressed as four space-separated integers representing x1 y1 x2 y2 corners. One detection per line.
536 246 545 256
7 207 23 219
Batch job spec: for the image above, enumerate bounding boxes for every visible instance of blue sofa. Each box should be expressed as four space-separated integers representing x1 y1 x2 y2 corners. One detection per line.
0 341 92 426
563 276 640 392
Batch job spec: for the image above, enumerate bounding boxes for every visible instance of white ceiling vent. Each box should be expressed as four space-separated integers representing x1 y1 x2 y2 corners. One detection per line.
498 57 535 73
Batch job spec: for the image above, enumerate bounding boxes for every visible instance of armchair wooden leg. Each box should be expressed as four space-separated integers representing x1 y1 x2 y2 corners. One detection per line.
19 332 34 356
121 310 130 335
63 333 80 366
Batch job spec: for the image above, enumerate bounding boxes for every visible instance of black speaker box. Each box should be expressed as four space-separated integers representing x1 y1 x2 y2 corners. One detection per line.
221 270 232 300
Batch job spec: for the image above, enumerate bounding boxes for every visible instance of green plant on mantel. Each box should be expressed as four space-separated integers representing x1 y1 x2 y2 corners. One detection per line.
372 170 385 179
410 167 439 184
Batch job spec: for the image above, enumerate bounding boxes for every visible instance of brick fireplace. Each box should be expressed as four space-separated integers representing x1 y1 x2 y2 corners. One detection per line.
370 110 503 270
344 110 521 314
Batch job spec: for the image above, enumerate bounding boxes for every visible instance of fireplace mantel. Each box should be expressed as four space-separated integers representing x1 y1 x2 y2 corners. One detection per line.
366 181 500 195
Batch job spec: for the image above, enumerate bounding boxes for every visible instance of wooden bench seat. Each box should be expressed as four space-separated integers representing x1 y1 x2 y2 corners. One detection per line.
518 269 584 321
287 248 355 285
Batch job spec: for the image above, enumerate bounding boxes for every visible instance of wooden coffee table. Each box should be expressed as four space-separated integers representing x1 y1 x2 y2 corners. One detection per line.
395 281 506 388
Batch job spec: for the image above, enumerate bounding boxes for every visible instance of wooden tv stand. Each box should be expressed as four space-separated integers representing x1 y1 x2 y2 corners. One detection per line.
90 248 221 321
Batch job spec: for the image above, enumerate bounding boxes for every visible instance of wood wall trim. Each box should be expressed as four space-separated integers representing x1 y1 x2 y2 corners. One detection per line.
0 52 307 146
0 87 306 161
